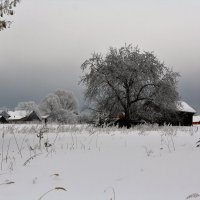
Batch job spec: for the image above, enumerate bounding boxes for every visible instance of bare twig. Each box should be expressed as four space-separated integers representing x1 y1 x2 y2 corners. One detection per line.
12 132 22 158
0 181 15 186
23 153 41 166
5 137 11 163
38 187 67 200
186 193 200 199
1 129 5 170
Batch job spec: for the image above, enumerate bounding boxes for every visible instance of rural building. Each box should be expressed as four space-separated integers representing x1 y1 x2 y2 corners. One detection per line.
193 115 200 125
0 110 10 119
0 115 8 124
41 115 50 124
175 101 196 126
161 101 196 126
144 100 196 126
7 110 41 123
25 111 41 122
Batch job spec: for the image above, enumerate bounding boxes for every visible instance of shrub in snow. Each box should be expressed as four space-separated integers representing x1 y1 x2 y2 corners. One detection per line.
54 89 79 113
39 93 61 115
39 90 79 124
48 109 78 124
78 111 94 124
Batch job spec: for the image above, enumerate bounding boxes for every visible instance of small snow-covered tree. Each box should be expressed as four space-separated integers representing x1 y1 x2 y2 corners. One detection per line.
0 0 20 31
80 44 180 126
54 89 78 112
78 111 94 124
39 93 61 115
48 109 78 124
39 90 79 123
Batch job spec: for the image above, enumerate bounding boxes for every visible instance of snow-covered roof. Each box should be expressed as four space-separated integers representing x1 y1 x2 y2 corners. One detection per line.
41 115 50 119
176 101 196 113
7 110 31 120
193 115 200 122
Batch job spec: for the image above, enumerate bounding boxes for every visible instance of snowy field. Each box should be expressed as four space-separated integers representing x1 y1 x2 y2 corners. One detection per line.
0 124 200 200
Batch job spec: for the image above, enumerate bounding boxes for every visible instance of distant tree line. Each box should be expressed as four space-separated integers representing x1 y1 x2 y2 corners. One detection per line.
12 89 90 124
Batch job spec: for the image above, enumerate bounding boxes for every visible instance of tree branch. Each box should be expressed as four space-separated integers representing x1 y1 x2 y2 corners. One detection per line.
105 78 126 110
130 83 156 104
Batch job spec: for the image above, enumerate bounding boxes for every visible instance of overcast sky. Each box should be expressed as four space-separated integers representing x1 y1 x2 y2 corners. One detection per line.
0 0 200 113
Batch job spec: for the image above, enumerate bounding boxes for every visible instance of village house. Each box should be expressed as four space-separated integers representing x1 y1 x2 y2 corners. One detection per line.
0 115 8 124
7 110 41 123
174 101 196 126
0 110 10 118
159 101 196 126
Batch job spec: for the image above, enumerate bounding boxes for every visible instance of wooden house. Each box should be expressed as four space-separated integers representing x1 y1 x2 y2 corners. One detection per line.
159 101 196 126
174 101 196 126
7 110 41 123
144 101 196 126
25 111 41 122
0 115 8 124
0 111 10 119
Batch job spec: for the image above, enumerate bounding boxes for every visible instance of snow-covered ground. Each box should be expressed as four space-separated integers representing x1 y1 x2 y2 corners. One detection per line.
0 124 200 200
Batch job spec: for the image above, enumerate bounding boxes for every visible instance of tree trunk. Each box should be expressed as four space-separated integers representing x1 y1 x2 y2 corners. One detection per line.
124 108 131 129
125 86 131 129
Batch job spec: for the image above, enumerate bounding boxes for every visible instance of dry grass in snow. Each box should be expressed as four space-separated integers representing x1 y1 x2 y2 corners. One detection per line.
0 124 200 200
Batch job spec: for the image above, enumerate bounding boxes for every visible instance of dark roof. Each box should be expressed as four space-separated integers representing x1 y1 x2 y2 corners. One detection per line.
0 116 8 123
25 111 41 121
0 111 10 118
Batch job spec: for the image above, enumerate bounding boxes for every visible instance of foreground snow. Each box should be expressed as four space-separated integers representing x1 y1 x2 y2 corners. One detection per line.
0 124 200 200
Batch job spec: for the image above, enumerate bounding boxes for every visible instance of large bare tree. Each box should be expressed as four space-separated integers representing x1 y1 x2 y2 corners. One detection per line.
80 44 180 126
0 0 20 31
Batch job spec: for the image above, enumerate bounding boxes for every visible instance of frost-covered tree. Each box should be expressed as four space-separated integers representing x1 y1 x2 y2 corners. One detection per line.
48 109 78 124
54 90 78 112
39 90 79 123
39 93 61 115
0 0 20 31
80 44 180 126
78 111 94 124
